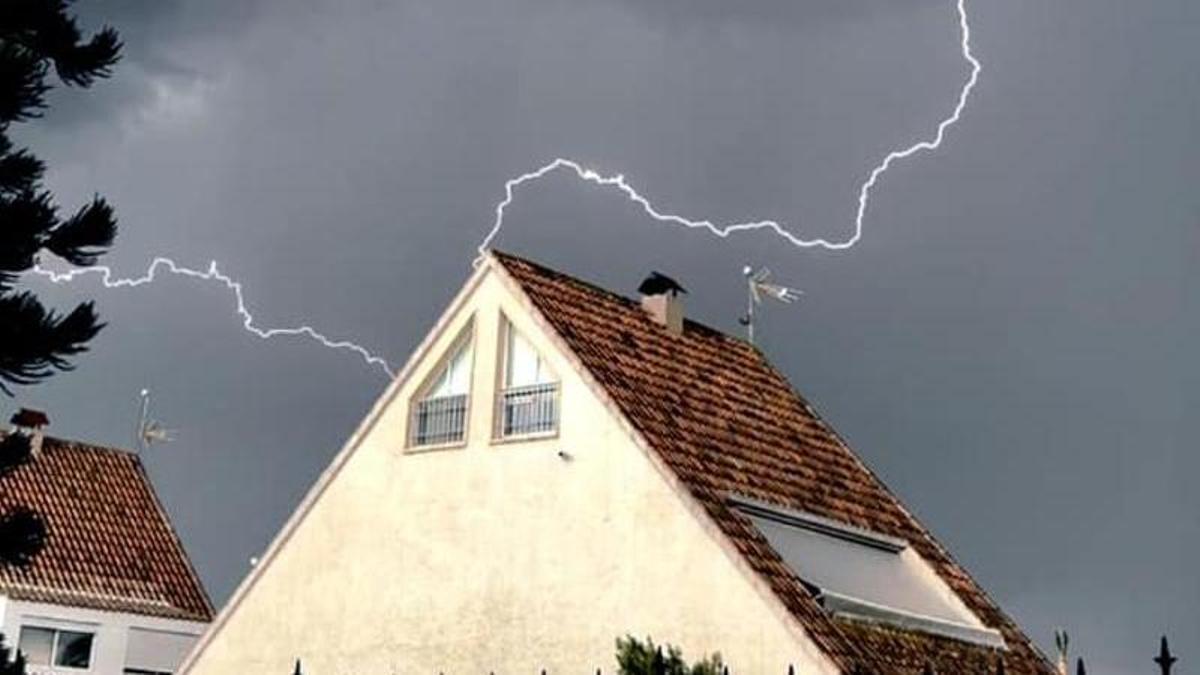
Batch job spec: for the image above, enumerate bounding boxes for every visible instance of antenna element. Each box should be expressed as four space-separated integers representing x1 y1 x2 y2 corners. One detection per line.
136 389 174 452
739 266 801 344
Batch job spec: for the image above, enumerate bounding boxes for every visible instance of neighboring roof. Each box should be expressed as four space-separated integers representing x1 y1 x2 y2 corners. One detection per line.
0 434 214 622
492 251 1053 675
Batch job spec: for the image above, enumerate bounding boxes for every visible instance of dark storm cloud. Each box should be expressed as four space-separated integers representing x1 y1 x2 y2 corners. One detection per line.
34 0 266 129
13 0 1198 672
606 0 946 32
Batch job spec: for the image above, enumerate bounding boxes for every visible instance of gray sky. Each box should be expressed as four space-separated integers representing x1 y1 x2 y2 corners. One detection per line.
10 0 1198 670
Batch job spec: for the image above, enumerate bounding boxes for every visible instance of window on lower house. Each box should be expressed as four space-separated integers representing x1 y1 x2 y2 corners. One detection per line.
497 317 558 438
124 669 172 675
19 626 95 669
409 326 474 447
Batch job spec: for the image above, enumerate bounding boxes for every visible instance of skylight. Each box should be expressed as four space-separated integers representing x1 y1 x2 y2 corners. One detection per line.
730 496 1005 648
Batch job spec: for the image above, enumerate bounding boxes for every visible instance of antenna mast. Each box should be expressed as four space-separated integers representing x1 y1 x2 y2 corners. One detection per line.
739 266 801 344
135 389 174 452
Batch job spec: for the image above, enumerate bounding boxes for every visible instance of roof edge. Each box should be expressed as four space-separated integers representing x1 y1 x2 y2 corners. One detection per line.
489 251 851 675
179 258 494 673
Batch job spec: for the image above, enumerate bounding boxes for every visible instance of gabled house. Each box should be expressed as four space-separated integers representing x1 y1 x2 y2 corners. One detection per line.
182 251 1053 674
1 412 213 675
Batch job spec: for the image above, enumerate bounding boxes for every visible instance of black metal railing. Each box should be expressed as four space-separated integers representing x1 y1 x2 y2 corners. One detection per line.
289 634 1181 675
411 393 468 446
500 382 559 437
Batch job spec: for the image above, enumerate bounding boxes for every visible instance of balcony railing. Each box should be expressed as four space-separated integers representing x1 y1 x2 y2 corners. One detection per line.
500 382 559 437
411 393 468 446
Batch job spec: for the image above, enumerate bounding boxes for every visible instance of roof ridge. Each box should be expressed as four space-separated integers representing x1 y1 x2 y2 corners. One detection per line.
489 248 754 346
1 430 138 458
41 433 139 457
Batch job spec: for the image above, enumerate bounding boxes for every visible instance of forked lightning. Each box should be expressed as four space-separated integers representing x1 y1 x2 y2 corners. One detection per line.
29 0 981 381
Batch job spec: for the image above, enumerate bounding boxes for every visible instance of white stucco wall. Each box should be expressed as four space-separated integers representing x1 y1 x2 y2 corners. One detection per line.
0 596 207 675
184 265 839 675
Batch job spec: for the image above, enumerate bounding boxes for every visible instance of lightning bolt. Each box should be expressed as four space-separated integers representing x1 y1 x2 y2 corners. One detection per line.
475 0 980 261
29 258 396 377
31 0 980 381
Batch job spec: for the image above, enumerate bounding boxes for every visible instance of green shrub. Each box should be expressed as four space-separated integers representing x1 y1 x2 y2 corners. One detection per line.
615 635 724 675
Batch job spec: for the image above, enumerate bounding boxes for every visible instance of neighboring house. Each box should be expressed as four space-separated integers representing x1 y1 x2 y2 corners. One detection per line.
0 412 213 675
183 251 1054 674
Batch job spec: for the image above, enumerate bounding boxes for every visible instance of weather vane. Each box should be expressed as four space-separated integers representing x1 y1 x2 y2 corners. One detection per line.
739 266 801 344
135 389 174 452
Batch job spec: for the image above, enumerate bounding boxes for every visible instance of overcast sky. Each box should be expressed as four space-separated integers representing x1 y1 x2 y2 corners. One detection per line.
10 0 1198 670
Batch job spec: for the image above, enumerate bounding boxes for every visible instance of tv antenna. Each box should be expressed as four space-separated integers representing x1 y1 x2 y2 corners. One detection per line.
135 389 174 452
739 266 801 344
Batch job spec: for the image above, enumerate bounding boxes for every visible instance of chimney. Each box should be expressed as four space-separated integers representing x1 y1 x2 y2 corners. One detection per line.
10 408 49 457
638 271 687 335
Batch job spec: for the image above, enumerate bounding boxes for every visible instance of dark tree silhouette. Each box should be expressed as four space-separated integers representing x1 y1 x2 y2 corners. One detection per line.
0 634 30 675
0 426 46 568
1 1 120 591
0 0 122 396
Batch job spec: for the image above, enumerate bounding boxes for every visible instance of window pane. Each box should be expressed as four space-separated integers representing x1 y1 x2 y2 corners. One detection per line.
505 328 545 387
743 509 973 624
54 630 94 668
430 342 472 397
17 627 54 666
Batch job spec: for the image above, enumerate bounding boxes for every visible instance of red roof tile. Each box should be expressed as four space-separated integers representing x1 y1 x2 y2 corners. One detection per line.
493 251 1053 675
0 435 213 622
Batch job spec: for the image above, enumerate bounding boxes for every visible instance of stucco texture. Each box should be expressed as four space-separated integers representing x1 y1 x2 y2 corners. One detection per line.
183 268 833 675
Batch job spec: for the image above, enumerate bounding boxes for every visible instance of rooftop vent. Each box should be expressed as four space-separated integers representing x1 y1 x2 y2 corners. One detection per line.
11 408 49 430
638 271 687 335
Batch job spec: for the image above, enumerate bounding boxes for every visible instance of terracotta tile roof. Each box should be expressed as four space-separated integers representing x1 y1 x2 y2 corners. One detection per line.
493 251 1053 675
0 434 213 622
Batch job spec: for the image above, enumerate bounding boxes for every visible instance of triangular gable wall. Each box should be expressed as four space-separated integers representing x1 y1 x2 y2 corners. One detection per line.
182 258 839 675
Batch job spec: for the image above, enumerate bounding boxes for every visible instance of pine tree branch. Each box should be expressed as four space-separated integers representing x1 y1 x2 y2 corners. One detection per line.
47 195 115 266
0 292 104 395
0 41 49 123
0 506 47 568
0 188 58 291
0 432 33 478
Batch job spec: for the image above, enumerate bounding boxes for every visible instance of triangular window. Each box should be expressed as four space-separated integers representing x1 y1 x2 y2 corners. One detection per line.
410 327 473 447
497 317 558 438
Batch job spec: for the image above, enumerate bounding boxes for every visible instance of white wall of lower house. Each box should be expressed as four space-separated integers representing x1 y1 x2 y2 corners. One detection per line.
0 596 207 675
183 267 840 675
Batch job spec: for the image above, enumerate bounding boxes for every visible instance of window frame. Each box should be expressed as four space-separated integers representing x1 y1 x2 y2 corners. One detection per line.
406 322 475 451
18 625 96 671
493 315 560 442
728 494 1006 648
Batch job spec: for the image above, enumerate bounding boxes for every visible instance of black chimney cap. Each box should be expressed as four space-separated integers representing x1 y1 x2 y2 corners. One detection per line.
10 408 49 428
638 271 687 297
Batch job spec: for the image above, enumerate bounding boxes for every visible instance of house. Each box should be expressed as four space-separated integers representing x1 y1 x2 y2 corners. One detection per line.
182 251 1054 674
0 411 213 675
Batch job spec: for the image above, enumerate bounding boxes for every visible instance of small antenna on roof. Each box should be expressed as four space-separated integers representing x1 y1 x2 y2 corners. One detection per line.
738 266 801 344
136 389 174 453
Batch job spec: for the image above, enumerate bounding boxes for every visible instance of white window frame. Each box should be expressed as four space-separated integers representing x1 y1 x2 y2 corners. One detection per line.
494 315 560 441
18 625 96 671
407 323 474 450
728 495 1006 648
